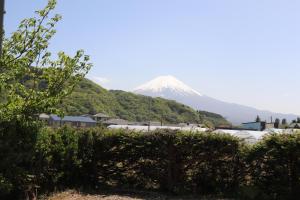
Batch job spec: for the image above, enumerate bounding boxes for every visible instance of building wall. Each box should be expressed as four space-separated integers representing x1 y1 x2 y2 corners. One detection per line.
242 122 265 131
48 120 61 128
63 121 96 128
265 123 275 129
48 119 96 128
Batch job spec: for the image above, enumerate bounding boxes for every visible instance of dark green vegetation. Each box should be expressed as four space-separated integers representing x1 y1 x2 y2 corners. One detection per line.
1 125 300 200
61 78 230 126
2 1 300 200
0 0 91 121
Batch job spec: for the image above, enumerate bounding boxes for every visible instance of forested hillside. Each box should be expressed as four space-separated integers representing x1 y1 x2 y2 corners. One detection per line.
60 79 230 126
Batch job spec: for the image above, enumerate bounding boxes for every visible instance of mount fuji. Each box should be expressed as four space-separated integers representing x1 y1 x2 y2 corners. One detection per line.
133 75 298 125
134 75 202 98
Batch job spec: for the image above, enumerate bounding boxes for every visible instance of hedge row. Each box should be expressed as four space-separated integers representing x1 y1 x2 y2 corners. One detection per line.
1 124 300 199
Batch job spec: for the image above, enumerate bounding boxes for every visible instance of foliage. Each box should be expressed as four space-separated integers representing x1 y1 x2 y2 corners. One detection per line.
34 127 81 192
34 128 243 197
244 133 300 200
1 125 300 199
1 1 300 200
282 118 287 125
0 120 41 199
0 1 91 199
0 0 92 121
61 78 230 126
255 115 261 122
198 110 229 128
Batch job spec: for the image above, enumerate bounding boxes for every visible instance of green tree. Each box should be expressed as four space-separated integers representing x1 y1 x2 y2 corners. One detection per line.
197 110 204 123
255 115 261 122
282 118 287 125
0 1 91 199
274 118 280 128
0 0 92 122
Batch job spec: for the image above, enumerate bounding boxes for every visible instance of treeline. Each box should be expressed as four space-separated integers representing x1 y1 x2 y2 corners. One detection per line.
255 115 296 128
1 123 300 200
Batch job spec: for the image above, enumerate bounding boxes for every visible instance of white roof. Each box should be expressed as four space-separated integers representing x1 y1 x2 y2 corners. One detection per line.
107 126 295 144
108 125 208 132
39 113 50 119
213 129 260 144
94 113 109 118
213 128 295 144
213 129 278 139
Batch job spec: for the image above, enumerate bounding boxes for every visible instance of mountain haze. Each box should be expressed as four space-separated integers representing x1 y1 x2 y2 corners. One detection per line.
134 75 298 125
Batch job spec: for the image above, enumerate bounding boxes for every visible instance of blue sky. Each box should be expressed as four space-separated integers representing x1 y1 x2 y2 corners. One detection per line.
6 0 300 115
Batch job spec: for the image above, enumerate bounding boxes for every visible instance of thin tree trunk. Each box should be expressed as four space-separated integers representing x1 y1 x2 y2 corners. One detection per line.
0 0 5 56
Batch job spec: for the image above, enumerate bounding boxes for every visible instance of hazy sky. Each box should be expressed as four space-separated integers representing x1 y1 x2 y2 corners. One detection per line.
7 0 300 115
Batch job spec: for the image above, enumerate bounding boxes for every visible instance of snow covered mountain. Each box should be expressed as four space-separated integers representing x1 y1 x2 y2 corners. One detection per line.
133 75 298 125
134 75 202 97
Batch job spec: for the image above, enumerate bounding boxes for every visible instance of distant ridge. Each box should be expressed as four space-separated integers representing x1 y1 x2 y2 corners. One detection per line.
60 78 230 126
133 75 298 125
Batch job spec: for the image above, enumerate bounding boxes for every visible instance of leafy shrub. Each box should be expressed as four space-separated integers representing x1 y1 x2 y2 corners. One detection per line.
33 128 243 196
0 120 40 199
245 132 300 200
1 125 300 200
34 126 83 192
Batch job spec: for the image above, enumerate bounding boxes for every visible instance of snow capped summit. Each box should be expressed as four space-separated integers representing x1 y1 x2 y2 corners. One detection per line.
134 75 202 97
133 75 298 125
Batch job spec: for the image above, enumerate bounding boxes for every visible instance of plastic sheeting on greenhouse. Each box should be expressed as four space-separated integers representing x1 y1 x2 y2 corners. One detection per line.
213 129 294 144
108 125 208 132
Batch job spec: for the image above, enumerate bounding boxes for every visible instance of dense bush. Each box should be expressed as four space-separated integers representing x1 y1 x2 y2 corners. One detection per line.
73 128 243 196
1 125 300 200
0 120 40 199
244 133 300 200
34 127 81 191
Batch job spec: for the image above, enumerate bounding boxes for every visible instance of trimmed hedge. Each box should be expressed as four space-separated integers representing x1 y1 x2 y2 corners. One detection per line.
0 120 40 199
1 125 300 199
244 134 300 200
76 129 242 195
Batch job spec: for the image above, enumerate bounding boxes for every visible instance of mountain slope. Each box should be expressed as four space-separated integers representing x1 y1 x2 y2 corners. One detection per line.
134 75 298 125
60 78 230 126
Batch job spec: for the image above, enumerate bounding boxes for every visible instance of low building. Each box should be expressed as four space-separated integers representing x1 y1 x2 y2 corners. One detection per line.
136 121 162 126
103 118 129 126
289 123 300 129
265 123 275 129
242 122 266 131
93 113 111 122
42 114 97 128
39 113 50 122
178 123 205 128
266 122 280 129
